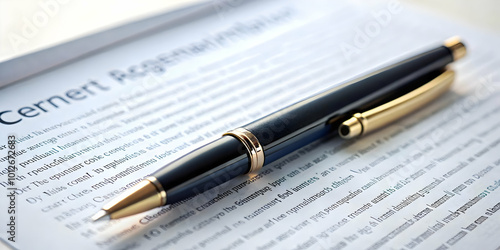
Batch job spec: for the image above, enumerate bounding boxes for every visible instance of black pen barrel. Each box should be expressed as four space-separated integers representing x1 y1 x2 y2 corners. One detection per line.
153 136 249 204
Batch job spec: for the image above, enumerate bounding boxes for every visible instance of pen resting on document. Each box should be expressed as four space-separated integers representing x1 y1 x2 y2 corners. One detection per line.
91 37 466 221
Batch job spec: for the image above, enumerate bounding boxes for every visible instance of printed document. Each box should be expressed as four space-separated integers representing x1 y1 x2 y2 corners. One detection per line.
1 0 500 249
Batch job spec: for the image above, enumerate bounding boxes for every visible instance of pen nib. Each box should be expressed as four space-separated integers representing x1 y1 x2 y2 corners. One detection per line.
92 210 110 222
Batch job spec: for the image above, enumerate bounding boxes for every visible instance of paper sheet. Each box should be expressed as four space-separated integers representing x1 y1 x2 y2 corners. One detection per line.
1 0 500 249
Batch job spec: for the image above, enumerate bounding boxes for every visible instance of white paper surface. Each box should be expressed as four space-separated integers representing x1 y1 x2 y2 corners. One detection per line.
1 0 500 249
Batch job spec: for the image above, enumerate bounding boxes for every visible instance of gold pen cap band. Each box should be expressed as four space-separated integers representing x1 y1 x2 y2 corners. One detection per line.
339 70 455 139
444 36 466 61
223 128 264 173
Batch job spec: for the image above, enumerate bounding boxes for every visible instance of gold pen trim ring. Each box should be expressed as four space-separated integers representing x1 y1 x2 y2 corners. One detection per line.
223 128 264 173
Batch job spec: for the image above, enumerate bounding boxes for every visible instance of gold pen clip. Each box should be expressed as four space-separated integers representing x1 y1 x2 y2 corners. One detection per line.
339 69 455 139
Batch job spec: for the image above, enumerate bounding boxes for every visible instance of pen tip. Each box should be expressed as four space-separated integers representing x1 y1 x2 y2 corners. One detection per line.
92 210 110 222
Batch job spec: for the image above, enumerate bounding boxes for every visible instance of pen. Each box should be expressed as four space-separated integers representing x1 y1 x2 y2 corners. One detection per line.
92 37 466 221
